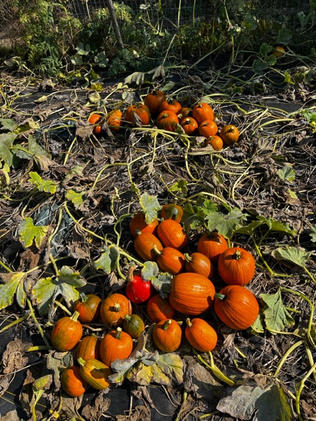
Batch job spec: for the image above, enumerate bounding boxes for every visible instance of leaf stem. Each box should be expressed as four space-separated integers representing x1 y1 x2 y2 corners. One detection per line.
0 314 29 334
194 350 235 386
27 298 50 347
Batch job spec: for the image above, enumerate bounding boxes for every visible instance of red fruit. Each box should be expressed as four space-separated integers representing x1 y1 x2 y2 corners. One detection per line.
125 274 154 304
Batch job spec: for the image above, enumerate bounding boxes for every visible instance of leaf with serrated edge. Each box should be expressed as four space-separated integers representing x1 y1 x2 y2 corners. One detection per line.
94 247 119 274
141 261 159 281
206 208 247 238
32 277 57 313
150 272 173 298
271 246 312 268
29 171 58 194
58 266 86 287
260 289 294 332
139 193 161 224
65 189 84 208
277 165 295 182
19 217 49 248
59 282 81 307
0 272 25 310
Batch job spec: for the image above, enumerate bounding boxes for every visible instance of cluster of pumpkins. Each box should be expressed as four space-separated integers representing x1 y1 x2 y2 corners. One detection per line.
88 90 240 151
50 203 259 398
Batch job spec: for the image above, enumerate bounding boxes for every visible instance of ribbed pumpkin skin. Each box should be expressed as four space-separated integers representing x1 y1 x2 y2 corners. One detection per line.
76 335 99 361
157 220 187 249
123 314 145 338
51 316 83 351
146 294 175 322
169 273 215 315
217 247 255 286
99 330 133 367
192 102 214 124
214 285 259 330
185 252 213 278
197 233 228 262
79 359 111 390
161 204 183 223
185 318 218 352
100 293 132 327
125 104 150 125
144 90 166 115
74 294 101 323
129 212 158 238
156 247 185 275
152 319 182 352
134 232 163 261
61 366 88 397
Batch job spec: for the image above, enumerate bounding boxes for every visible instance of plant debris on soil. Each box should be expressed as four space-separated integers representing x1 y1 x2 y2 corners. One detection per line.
0 60 315 421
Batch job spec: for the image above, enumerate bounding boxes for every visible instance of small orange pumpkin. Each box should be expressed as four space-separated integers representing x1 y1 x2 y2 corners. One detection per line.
180 117 198 135
106 109 122 131
156 111 179 132
78 358 111 390
157 219 187 249
192 102 214 124
100 293 132 327
156 247 185 275
185 318 217 352
50 312 83 351
134 231 163 261
206 135 223 151
152 319 182 352
184 252 213 278
159 99 182 114
199 120 218 138
129 212 158 238
197 232 228 263
61 366 88 397
99 327 133 367
161 204 183 223
144 90 166 115
220 125 240 145
73 293 101 323
146 294 175 322
76 335 99 361
217 247 255 286
125 104 151 125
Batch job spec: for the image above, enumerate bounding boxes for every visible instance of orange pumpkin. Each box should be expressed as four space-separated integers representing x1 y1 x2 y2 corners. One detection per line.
156 111 179 132
159 99 182 114
197 232 228 263
146 294 175 322
184 252 213 278
220 125 240 145
214 285 259 330
129 212 158 238
206 135 223 151
50 312 83 351
78 358 111 390
73 294 101 323
192 102 214 124
157 219 187 249
185 318 217 352
134 231 163 261
99 327 133 367
76 335 99 361
169 272 215 315
217 247 255 286
152 319 182 352
178 107 192 119
125 104 151 125
61 366 88 397
106 109 122 131
156 247 185 275
161 204 183 223
199 120 218 138
180 117 198 135
144 90 166 115
100 293 132 327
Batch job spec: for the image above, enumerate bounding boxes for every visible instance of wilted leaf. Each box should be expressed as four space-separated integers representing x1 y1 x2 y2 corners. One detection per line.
0 118 18 131
94 247 119 274
0 272 26 310
46 350 73 389
141 261 159 281
88 92 101 103
29 171 58 194
124 71 145 86
65 189 84 208
33 375 52 391
254 385 292 421
0 132 16 166
206 208 247 238
251 313 265 333
271 246 312 268
34 95 48 103
260 289 295 332
2 338 28 374
217 385 265 420
277 165 295 182
19 217 49 248
139 192 161 223
58 266 86 287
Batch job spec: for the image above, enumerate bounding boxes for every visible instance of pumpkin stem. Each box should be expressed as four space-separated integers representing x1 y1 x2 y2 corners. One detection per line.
186 318 192 327
71 311 80 321
115 327 122 339
135 229 142 236
124 314 132 321
152 245 162 256
77 357 86 367
232 250 242 260
79 292 88 302
215 293 226 301
162 319 172 330
184 253 192 262
111 303 121 312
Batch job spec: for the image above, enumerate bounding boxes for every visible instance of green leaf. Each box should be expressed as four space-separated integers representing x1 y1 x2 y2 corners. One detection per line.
32 267 86 314
0 272 26 310
139 193 161 224
309 225 316 243
259 289 295 332
141 261 159 281
94 247 119 274
271 246 312 268
251 313 264 334
277 165 295 182
16 279 26 308
29 171 58 194
236 215 296 236
19 217 49 248
182 199 219 232
33 375 52 391
255 385 292 421
205 207 247 238
65 189 84 208
283 71 294 84
0 132 16 166
169 179 188 195
150 272 173 298
0 118 18 131
27 135 50 158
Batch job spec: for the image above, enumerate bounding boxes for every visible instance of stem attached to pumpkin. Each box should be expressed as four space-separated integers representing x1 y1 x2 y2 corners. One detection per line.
162 319 172 330
77 357 86 367
184 253 192 262
71 311 80 322
186 318 192 327
214 293 226 301
124 314 132 322
232 250 242 260
79 292 88 302
111 303 121 312
152 245 162 257
115 327 122 339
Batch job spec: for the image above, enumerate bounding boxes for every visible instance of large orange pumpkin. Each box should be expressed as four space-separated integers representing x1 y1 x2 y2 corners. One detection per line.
100 293 132 327
169 272 215 315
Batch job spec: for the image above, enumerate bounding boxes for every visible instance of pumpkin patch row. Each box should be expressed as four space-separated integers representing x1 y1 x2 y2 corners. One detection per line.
87 89 240 151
